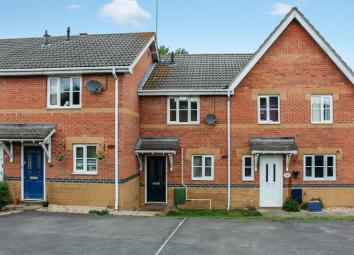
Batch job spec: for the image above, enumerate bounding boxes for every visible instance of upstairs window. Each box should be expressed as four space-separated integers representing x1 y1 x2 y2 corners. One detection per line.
304 155 336 180
258 95 280 124
192 155 214 180
311 95 333 124
48 77 81 108
73 144 97 174
168 97 199 124
242 155 254 181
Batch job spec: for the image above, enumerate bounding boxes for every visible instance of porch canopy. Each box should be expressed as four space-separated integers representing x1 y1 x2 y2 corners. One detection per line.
0 124 56 163
249 137 297 172
135 138 179 171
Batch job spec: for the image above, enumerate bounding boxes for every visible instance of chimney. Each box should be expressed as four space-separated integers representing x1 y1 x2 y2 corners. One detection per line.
170 52 175 64
79 32 88 36
43 30 50 45
66 27 71 41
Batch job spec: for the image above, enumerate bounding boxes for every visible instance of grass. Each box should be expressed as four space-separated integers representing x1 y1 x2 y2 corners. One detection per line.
165 208 262 219
165 209 354 221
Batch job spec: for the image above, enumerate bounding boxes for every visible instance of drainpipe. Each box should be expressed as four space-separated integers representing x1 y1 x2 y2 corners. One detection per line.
227 90 231 211
112 68 119 210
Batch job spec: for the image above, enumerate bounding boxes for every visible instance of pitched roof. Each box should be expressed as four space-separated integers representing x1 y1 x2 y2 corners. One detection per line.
135 138 179 152
0 124 56 141
0 32 156 73
228 7 354 91
139 54 253 94
249 137 297 154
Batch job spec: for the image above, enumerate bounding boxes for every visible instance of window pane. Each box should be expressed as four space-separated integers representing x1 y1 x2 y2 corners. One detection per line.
50 78 57 93
269 109 278 122
323 108 331 121
60 78 70 92
244 157 252 167
205 167 212 177
179 99 188 110
190 98 198 110
312 108 321 122
312 96 321 109
87 159 97 172
193 167 202 178
73 92 80 105
323 97 331 109
315 156 324 166
50 94 57 106
60 92 70 106
244 167 252 177
327 167 334 177
87 146 96 158
269 97 278 108
315 166 324 178
193 156 202 167
190 110 198 122
76 159 84 170
260 109 267 121
305 156 312 167
259 97 267 109
327 156 334 167
179 110 188 122
170 110 176 122
169 99 176 109
306 167 312 177
72 78 80 92
205 157 212 167
76 147 84 158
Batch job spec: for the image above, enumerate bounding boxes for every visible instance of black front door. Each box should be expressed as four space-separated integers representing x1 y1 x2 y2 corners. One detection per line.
146 156 166 202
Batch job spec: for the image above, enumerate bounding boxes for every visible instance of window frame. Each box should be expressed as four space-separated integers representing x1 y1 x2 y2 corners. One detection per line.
73 144 98 175
167 97 200 124
303 154 336 181
47 76 82 109
311 95 333 124
242 155 254 181
191 155 214 181
257 95 280 124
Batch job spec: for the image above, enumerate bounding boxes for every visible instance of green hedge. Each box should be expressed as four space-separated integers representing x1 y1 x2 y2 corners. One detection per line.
0 181 11 210
282 198 300 212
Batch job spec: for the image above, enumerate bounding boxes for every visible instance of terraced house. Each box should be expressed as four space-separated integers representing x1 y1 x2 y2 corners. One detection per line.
1 8 354 210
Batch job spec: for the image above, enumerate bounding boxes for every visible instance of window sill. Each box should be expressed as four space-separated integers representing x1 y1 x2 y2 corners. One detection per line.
311 122 333 125
72 172 97 175
47 106 82 110
167 122 200 125
303 178 336 181
257 122 280 125
191 178 214 181
242 179 254 182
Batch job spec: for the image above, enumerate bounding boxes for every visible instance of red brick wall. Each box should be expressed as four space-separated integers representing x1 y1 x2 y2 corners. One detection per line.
140 20 354 190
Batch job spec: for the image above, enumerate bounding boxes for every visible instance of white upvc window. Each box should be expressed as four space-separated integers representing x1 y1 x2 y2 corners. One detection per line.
192 155 214 180
303 155 336 181
257 95 280 124
311 95 333 124
168 97 199 124
48 77 82 108
73 144 98 174
242 155 254 181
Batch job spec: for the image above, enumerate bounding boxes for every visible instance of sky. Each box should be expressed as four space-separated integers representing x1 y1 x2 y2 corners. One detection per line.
0 0 353 69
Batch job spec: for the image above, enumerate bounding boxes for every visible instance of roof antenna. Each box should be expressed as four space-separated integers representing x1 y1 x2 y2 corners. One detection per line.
66 27 71 41
155 0 159 38
43 30 50 45
170 52 175 64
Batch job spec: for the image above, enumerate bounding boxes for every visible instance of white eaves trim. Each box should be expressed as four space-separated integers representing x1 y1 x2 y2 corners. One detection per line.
138 89 231 96
228 8 354 92
0 35 157 77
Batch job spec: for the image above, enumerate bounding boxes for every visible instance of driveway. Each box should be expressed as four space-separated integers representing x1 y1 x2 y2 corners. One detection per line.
0 212 353 255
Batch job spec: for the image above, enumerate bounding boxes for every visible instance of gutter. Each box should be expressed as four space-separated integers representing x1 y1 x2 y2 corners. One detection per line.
138 89 233 96
227 89 231 211
0 66 132 76
112 68 119 210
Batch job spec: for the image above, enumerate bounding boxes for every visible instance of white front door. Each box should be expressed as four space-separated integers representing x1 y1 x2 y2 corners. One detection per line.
260 155 283 207
0 145 3 181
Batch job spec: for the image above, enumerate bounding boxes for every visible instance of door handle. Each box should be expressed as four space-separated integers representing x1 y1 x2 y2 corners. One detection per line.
152 182 160 186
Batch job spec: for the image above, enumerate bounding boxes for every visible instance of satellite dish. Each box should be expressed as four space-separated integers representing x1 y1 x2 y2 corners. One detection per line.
205 114 217 125
86 80 103 93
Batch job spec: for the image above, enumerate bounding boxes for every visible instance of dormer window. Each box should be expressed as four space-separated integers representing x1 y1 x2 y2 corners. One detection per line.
47 77 81 108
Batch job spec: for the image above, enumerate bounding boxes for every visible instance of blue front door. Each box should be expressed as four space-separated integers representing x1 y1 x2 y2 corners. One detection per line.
24 146 44 200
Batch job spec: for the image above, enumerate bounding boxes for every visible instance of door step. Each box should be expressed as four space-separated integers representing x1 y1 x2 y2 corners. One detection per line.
141 204 168 212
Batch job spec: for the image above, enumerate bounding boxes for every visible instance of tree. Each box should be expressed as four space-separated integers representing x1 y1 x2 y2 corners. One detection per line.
158 45 169 55
175 48 189 54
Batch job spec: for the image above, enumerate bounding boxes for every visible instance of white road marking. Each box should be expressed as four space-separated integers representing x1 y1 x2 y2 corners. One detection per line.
154 218 186 255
